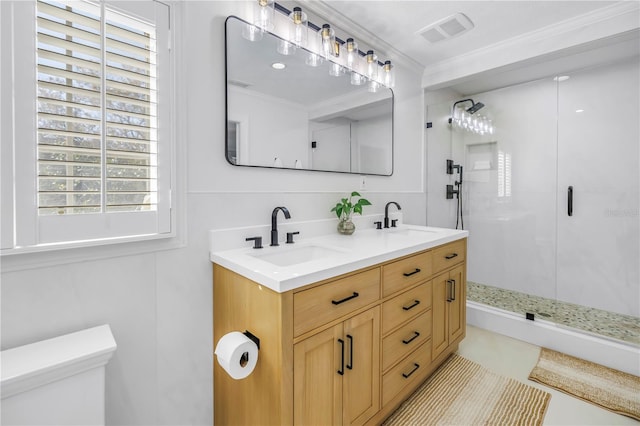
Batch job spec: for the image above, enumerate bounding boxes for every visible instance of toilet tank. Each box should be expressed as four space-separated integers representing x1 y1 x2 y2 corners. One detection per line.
1 325 117 426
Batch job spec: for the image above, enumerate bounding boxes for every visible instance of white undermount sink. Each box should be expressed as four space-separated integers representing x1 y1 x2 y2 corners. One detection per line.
249 244 348 267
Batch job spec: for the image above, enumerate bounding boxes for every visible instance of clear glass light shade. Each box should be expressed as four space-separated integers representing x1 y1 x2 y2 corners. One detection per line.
305 52 323 67
346 38 359 69
319 24 336 59
277 39 296 55
382 60 395 88
365 50 378 80
329 62 344 77
350 71 366 85
368 80 380 93
242 23 263 41
254 0 274 31
287 7 307 47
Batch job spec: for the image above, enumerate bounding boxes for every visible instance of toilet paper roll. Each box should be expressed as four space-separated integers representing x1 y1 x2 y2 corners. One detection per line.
214 332 258 380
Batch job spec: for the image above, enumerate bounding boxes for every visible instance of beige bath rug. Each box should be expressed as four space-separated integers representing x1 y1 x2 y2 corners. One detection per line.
384 354 550 426
528 347 640 420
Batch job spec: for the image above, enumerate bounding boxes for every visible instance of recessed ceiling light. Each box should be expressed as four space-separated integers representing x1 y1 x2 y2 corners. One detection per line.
554 76 570 82
271 62 286 70
575 109 585 113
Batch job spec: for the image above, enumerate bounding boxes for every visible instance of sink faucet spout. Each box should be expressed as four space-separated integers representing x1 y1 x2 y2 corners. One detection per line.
271 206 291 246
384 202 401 228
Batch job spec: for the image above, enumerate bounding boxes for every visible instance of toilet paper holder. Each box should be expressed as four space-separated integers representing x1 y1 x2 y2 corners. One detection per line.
243 330 260 350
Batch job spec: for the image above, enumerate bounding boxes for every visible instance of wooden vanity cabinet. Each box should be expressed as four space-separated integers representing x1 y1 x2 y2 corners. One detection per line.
431 240 466 360
294 307 380 426
213 238 467 426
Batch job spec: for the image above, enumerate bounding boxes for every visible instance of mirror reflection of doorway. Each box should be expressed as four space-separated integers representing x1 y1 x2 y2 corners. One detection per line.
227 121 239 164
310 124 350 172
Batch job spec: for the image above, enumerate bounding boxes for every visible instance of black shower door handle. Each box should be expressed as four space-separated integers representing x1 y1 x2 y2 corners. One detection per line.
568 186 573 217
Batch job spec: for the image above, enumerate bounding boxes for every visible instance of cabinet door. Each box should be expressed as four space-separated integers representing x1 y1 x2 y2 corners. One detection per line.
343 307 380 426
448 265 465 342
431 271 449 359
294 324 343 426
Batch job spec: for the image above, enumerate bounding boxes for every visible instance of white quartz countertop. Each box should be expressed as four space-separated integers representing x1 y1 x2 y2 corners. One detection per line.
210 225 468 293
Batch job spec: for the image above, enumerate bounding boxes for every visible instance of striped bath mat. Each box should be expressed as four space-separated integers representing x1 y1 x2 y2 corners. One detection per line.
384 354 550 425
529 347 640 420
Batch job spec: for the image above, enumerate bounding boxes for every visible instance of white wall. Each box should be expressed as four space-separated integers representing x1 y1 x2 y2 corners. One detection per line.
229 87 309 168
0 2 426 425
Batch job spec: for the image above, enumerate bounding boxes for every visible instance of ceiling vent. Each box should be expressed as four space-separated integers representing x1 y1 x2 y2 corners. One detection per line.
418 13 474 44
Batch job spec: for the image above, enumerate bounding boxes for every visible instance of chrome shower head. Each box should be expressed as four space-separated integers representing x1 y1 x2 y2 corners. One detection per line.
466 101 485 114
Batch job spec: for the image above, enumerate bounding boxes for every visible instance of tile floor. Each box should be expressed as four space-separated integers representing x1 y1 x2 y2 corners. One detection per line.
467 281 640 345
458 325 639 425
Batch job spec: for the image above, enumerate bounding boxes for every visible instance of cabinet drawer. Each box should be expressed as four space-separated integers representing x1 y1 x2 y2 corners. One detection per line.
382 251 432 297
382 340 432 407
432 239 466 274
293 268 380 337
382 311 431 371
382 281 431 335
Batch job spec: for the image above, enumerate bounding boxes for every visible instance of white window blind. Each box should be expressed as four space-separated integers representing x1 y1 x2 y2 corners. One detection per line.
2 0 171 250
36 0 158 215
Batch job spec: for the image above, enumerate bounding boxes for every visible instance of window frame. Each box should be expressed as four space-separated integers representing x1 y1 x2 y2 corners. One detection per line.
1 0 177 254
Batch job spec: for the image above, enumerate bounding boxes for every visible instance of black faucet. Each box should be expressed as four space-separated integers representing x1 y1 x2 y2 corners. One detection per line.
271 206 291 246
384 202 401 228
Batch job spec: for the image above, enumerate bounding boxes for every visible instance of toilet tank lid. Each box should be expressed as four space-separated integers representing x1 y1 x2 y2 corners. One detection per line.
1 324 117 399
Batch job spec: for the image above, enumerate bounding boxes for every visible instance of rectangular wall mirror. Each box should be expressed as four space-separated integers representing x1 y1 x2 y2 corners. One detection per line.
225 16 394 175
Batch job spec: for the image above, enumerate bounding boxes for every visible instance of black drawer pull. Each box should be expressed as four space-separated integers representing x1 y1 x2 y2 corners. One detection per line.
337 338 345 376
402 300 420 311
402 331 420 345
346 334 353 370
445 253 458 260
402 363 420 378
403 268 421 277
332 292 359 305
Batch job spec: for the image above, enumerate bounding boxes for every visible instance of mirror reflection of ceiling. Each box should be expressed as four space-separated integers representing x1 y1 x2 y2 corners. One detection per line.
227 18 360 106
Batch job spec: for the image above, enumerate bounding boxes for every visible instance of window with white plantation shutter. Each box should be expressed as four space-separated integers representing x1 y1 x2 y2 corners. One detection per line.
37 0 158 215
2 0 172 250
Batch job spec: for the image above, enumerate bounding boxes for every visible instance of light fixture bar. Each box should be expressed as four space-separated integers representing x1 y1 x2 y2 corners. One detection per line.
273 2 386 66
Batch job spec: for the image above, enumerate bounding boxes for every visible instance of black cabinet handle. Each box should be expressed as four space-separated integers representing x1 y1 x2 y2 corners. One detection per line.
346 334 353 370
337 338 345 376
451 279 456 301
403 268 421 277
445 253 458 260
402 363 420 378
568 186 573 217
402 331 420 345
446 279 453 302
332 292 359 305
402 300 420 311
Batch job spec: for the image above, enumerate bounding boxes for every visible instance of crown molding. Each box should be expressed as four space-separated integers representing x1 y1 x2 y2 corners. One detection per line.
422 1 640 89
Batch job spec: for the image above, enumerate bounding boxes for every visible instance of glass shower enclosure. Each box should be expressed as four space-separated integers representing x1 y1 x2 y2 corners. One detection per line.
428 57 639 345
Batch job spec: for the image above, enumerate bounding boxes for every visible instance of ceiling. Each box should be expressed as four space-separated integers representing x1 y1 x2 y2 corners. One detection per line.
317 1 619 67
304 1 639 93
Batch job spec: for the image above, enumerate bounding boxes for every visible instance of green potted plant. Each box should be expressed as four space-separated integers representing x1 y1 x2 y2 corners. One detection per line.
331 191 372 235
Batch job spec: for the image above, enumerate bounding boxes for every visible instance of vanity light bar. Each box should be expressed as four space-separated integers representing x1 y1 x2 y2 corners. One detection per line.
273 2 386 66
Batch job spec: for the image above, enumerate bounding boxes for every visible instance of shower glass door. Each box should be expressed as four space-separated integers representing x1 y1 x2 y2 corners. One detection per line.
556 58 640 322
